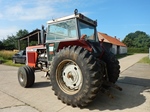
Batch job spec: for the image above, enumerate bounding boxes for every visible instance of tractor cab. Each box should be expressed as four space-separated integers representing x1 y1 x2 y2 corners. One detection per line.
46 10 98 42
45 10 100 61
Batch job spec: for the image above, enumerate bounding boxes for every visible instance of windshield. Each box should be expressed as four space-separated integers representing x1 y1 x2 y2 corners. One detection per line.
79 20 97 42
46 18 77 41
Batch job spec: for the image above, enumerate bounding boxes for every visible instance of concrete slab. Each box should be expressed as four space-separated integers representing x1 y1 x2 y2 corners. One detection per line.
0 91 24 109
0 65 40 112
119 63 150 87
0 66 66 112
0 106 39 112
119 53 148 72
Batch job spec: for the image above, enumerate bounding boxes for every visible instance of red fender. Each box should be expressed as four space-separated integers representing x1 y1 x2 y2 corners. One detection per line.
57 39 92 52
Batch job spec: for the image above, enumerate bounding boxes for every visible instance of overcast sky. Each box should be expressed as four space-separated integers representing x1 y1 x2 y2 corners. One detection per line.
0 0 150 40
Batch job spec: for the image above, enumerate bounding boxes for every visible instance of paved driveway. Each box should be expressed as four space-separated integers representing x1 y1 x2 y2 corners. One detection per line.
0 53 149 112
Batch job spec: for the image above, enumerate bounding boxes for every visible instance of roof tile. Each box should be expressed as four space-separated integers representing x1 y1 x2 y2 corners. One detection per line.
98 32 126 47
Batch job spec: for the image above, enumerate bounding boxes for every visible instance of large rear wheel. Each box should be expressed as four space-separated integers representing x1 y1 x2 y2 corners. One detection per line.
102 51 120 83
50 46 103 107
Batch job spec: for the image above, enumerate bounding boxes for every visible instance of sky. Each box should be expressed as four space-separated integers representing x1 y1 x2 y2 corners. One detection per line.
0 0 150 41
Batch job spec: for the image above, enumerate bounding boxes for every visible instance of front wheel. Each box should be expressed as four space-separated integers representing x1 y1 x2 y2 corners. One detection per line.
50 46 103 107
18 65 35 88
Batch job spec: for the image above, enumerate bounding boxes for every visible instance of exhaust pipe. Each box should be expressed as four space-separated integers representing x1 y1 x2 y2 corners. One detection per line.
40 25 45 45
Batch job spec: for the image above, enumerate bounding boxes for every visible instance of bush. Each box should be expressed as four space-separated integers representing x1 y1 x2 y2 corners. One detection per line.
0 50 17 60
128 48 149 53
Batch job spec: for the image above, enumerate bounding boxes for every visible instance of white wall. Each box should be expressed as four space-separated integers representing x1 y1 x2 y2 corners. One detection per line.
111 45 117 54
110 45 127 54
120 46 127 54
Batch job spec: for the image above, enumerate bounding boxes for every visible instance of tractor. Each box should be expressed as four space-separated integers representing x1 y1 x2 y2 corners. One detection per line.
18 9 121 107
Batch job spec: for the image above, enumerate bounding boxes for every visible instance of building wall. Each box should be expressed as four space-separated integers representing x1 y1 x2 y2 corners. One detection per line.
120 46 127 54
102 41 127 55
111 45 117 54
111 45 127 54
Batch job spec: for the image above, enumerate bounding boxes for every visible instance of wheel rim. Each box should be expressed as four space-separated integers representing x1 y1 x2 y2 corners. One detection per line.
56 59 83 95
19 72 24 83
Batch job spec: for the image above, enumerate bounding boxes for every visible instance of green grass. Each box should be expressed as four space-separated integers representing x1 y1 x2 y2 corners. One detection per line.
0 57 4 61
0 50 16 60
3 60 24 67
0 50 24 67
138 56 150 64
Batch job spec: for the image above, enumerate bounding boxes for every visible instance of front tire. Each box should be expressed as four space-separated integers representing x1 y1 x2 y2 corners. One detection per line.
18 65 35 88
50 46 103 107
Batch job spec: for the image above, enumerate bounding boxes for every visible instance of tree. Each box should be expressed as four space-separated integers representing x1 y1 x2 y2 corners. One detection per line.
0 41 4 50
1 29 29 50
3 35 16 50
122 31 150 48
16 29 29 38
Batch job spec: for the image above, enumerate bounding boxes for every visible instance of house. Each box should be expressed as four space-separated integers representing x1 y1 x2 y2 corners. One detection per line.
98 32 127 54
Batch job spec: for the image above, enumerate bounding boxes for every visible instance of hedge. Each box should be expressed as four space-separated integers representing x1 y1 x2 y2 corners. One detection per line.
128 48 149 53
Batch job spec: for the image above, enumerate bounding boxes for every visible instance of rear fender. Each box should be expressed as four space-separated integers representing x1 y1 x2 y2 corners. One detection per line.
57 40 92 52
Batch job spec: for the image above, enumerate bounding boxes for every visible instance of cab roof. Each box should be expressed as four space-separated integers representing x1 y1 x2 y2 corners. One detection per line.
47 13 97 26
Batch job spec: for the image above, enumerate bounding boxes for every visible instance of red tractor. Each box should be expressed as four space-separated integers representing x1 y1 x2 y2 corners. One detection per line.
18 9 121 107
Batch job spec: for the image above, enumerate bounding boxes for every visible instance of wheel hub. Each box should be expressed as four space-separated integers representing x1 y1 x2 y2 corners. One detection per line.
62 64 82 90
19 73 24 82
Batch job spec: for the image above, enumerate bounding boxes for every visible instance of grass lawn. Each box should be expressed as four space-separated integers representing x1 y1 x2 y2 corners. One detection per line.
138 56 150 64
2 60 24 67
0 50 24 67
0 58 24 67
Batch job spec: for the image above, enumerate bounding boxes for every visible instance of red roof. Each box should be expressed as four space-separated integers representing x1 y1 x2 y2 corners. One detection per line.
98 32 126 47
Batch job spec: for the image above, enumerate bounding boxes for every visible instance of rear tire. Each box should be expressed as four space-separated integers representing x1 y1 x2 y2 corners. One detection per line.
50 46 103 107
102 51 120 83
18 65 35 88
